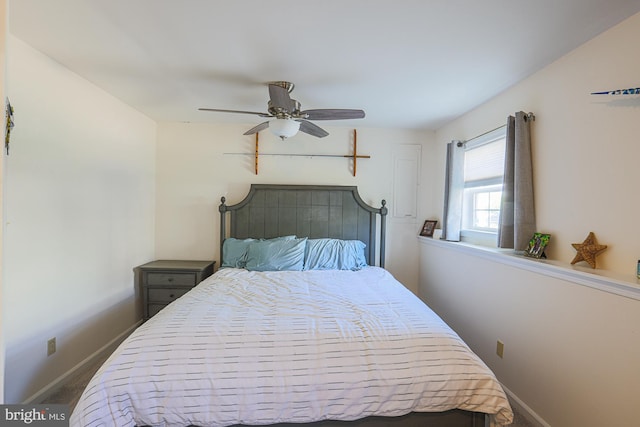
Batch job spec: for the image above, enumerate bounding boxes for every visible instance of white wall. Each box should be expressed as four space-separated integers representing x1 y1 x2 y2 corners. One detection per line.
419 12 640 427
431 12 640 277
3 36 156 403
0 0 7 404
154 123 431 293
419 240 638 427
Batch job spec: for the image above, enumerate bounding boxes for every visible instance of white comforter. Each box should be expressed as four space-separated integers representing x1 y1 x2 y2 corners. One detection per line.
71 267 513 427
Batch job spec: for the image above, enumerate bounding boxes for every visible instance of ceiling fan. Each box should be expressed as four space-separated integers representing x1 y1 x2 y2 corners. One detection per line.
199 81 365 140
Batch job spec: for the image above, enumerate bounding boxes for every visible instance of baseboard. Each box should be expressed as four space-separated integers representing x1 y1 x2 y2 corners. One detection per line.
23 320 142 405
502 384 551 427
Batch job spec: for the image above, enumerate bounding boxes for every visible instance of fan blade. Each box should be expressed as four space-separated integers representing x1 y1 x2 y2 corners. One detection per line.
199 108 271 117
268 84 293 111
298 120 329 138
301 109 365 120
243 121 270 135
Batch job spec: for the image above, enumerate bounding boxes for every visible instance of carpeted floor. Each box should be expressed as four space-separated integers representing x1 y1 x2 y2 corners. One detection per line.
42 355 536 426
42 353 110 415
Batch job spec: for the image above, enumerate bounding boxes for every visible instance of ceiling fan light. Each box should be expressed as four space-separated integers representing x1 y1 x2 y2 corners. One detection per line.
269 118 300 140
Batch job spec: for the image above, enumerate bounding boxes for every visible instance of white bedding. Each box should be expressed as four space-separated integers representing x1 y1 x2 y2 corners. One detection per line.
71 267 513 427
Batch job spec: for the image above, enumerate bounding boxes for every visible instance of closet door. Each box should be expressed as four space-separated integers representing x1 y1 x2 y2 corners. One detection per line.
392 144 421 222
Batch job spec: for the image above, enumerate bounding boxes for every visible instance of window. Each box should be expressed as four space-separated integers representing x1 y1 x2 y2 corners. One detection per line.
460 127 506 246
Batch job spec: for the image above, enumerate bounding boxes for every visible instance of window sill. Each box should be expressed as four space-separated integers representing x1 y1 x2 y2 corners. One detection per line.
460 229 498 247
418 236 640 301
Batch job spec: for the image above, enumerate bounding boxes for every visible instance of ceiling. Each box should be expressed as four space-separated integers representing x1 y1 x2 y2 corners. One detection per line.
9 0 640 131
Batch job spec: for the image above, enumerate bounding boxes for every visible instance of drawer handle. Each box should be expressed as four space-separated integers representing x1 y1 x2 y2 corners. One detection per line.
168 277 174 282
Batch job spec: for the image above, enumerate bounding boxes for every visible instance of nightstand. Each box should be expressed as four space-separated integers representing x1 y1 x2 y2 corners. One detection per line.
138 260 215 320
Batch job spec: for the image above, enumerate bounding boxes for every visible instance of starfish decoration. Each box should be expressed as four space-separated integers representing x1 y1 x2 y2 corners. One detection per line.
571 232 607 269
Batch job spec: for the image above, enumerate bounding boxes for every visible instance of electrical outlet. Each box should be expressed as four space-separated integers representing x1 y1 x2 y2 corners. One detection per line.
47 337 56 356
496 340 504 358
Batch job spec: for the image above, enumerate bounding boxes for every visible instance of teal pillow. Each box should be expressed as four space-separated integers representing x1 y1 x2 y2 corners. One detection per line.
221 238 256 268
245 237 307 271
221 236 297 269
303 239 368 271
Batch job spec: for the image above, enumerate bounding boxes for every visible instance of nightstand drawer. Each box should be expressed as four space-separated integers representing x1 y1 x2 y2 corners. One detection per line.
148 287 190 303
138 260 216 321
146 272 196 286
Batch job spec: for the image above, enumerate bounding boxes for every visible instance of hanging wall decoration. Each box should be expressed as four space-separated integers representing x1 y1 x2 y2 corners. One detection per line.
590 87 640 95
570 232 607 269
226 129 370 176
5 98 14 155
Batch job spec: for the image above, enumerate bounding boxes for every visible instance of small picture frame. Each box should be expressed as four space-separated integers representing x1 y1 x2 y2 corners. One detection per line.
524 232 551 259
420 220 438 237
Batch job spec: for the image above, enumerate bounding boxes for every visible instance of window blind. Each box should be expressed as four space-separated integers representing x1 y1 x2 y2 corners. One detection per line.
464 138 506 183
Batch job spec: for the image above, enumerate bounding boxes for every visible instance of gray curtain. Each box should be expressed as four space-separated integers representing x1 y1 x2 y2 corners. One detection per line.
441 141 465 241
498 111 536 250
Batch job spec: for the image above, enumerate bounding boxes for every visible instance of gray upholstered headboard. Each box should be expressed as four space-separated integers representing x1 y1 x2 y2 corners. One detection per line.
219 184 388 267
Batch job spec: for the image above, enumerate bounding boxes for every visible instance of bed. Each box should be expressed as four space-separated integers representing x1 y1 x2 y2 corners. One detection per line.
70 184 513 427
